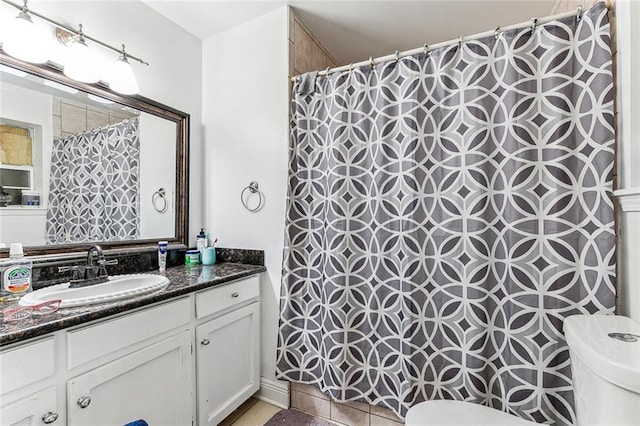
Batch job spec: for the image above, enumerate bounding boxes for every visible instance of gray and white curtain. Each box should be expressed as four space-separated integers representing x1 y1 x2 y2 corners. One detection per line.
46 118 140 244
276 4 615 425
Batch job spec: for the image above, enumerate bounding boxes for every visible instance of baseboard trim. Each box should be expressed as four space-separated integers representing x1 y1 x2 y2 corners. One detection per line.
615 188 640 212
255 377 290 409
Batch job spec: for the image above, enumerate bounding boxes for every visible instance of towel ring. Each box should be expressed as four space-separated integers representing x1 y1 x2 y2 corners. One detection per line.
241 181 264 212
152 188 168 213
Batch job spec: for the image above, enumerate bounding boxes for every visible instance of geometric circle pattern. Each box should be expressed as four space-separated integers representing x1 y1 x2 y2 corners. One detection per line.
46 118 140 244
276 5 614 425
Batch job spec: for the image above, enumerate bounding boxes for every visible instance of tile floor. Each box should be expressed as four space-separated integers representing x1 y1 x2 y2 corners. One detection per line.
290 383 405 426
219 399 280 426
220 394 405 426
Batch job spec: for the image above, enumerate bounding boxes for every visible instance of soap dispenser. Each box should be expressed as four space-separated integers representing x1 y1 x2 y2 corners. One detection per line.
196 228 207 255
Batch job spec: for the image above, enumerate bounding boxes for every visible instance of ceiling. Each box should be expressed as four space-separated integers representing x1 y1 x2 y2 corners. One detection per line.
142 0 560 65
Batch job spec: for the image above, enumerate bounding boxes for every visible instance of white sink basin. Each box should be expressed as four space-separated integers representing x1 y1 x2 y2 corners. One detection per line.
19 274 170 308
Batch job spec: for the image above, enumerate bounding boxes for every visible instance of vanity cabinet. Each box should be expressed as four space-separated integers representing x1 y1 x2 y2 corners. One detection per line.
195 275 260 425
67 331 192 425
0 274 261 426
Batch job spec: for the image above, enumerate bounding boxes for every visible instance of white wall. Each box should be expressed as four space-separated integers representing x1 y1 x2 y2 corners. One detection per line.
202 7 290 403
138 112 176 240
613 0 640 321
14 0 204 246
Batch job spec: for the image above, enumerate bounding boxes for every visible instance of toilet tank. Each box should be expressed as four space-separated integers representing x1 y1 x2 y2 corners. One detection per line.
564 315 640 426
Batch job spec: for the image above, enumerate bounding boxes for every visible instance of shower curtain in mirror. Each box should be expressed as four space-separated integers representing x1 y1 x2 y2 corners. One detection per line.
46 118 140 244
276 4 614 425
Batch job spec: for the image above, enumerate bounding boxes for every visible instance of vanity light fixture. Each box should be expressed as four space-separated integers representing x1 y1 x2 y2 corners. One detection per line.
109 45 139 95
62 24 100 84
0 0 148 95
43 79 78 94
1 0 49 64
87 94 114 104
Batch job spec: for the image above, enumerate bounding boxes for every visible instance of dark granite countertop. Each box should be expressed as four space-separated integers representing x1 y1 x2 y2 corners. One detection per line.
0 262 266 347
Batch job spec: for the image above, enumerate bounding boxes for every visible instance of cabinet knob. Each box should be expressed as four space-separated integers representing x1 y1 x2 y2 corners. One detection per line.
41 412 59 424
201 338 211 346
231 292 239 298
77 396 91 409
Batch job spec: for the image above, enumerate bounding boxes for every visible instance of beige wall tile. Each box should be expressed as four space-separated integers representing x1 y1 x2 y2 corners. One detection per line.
52 115 61 139
370 414 404 426
294 21 327 74
109 113 130 125
291 389 300 408
61 102 86 134
342 400 370 413
331 401 370 426
87 110 109 131
370 405 404 422
60 98 87 109
52 98 61 116
294 22 315 74
567 0 584 11
296 383 330 400
296 392 331 418
289 40 295 77
288 6 295 42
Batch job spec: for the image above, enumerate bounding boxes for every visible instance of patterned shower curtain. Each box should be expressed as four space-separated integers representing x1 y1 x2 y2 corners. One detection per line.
276 4 614 425
46 118 140 244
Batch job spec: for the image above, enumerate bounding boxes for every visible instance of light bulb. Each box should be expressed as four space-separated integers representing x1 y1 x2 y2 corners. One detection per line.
63 35 100 84
109 53 138 95
2 10 50 64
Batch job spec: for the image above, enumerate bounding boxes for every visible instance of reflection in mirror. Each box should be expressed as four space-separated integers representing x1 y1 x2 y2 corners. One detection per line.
0 56 189 254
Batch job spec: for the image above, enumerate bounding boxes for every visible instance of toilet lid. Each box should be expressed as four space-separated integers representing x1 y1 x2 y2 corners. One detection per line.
405 400 537 426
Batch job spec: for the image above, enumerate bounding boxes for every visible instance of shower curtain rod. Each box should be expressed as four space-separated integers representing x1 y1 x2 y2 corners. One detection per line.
290 0 610 82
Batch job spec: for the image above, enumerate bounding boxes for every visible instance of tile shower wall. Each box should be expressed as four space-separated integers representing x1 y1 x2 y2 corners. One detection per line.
52 97 137 139
288 7 338 82
290 383 405 426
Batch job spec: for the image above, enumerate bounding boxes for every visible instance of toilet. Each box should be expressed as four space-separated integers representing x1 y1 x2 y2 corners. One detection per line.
405 315 640 426
405 400 536 425
564 314 640 425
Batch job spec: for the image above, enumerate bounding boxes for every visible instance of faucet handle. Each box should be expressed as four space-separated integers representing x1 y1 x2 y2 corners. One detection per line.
98 259 118 266
58 265 83 273
58 265 85 281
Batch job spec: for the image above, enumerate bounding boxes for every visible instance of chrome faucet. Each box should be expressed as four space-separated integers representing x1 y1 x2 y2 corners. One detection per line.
59 245 118 288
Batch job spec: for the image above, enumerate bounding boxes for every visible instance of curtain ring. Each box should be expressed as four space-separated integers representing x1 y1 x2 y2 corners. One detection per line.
325 67 331 76
152 188 168 213
494 26 501 40
394 50 400 62
349 63 353 73
369 56 375 69
458 35 463 49
423 43 429 55
241 181 264 212
530 18 538 33
576 4 584 22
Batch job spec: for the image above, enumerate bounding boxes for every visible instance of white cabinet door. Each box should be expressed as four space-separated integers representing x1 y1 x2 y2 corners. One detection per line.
0 386 60 426
67 330 192 426
197 302 260 426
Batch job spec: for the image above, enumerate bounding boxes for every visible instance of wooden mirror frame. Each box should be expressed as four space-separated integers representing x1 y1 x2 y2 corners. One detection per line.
0 52 189 256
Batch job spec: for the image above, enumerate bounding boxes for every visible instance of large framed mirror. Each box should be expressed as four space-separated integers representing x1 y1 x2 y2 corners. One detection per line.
0 52 189 256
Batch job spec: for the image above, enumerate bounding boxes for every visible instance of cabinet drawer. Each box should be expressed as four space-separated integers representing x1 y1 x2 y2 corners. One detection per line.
0 337 54 395
196 275 259 319
67 297 190 369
